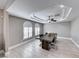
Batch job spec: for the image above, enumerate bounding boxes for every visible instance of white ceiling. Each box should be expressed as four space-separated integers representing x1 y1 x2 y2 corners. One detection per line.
1 0 79 23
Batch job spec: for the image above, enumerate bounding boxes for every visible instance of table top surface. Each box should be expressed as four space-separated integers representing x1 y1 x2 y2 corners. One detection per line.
42 35 54 42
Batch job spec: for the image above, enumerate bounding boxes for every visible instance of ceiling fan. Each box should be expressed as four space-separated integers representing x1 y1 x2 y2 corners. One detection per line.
48 16 57 23
31 13 61 23
48 14 61 23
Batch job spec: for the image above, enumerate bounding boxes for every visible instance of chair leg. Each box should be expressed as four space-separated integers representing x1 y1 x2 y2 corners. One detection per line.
50 43 57 49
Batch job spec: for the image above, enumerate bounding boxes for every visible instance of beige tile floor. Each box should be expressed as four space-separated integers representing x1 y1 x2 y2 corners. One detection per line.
5 39 79 58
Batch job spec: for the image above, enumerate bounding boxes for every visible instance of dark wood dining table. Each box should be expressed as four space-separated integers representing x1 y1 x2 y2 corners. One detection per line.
41 35 54 50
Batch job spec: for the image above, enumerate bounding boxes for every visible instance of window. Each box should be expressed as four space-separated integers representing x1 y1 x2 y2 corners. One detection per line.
28 27 32 37
24 27 28 39
23 21 32 39
35 23 40 35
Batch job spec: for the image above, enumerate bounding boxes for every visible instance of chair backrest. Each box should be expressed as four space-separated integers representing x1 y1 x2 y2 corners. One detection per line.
39 34 44 38
45 32 48 36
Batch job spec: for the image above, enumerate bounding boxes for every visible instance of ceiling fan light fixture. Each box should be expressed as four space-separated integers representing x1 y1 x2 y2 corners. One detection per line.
59 18 64 21
60 5 64 8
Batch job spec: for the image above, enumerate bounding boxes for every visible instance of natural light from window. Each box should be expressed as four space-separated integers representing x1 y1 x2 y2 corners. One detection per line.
23 21 32 39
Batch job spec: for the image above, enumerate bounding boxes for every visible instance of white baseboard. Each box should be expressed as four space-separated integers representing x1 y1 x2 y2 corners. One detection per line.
71 38 79 48
8 37 79 51
57 37 72 40
8 38 35 50
8 37 72 50
58 37 79 48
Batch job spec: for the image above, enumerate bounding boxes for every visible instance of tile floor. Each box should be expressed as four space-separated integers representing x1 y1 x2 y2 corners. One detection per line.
5 38 79 58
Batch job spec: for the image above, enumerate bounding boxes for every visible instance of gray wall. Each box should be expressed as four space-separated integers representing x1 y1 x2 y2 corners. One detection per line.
9 16 26 47
40 24 44 34
0 10 4 50
9 16 43 47
44 22 71 37
71 18 79 45
0 16 3 50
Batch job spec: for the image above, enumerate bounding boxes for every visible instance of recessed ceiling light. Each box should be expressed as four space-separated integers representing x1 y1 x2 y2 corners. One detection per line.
60 5 64 8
